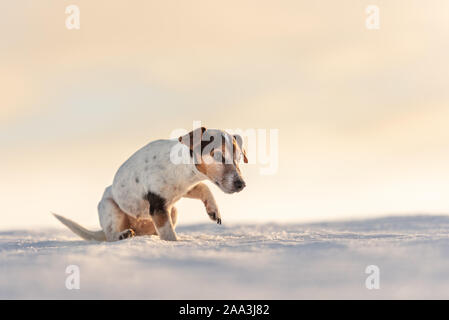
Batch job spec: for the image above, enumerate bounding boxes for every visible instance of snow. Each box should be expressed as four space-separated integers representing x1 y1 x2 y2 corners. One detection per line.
2 215 449 299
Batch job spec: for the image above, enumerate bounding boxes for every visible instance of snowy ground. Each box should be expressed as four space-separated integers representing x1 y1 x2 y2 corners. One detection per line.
2 215 449 299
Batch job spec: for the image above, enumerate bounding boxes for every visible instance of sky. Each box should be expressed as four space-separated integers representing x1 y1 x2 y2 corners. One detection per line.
1 1 449 230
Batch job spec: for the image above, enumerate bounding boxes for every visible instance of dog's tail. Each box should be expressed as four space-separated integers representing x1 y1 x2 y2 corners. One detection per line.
52 213 106 241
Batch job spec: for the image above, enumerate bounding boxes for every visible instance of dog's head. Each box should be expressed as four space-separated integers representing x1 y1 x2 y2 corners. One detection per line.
178 127 248 194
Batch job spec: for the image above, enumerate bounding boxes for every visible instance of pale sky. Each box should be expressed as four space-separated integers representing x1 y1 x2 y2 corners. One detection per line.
1 1 449 230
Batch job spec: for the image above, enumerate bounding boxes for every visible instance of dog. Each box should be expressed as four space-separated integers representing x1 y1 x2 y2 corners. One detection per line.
54 127 248 241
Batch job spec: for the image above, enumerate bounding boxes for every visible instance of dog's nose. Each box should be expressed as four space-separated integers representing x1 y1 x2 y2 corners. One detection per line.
233 179 246 191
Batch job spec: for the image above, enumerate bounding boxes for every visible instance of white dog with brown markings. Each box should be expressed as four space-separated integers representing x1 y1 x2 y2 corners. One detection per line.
54 127 248 241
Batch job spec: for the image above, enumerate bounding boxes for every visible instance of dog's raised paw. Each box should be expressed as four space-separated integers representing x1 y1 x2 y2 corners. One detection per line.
118 229 135 240
208 212 222 225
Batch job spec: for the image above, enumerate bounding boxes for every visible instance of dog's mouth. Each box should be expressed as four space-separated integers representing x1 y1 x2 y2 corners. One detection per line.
214 180 231 193
214 180 240 194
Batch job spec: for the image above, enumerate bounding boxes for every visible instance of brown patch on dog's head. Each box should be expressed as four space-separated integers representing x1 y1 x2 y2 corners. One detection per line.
178 127 206 157
177 127 213 175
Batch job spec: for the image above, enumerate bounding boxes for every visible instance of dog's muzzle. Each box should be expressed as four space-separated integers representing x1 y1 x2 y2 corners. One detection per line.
233 179 246 192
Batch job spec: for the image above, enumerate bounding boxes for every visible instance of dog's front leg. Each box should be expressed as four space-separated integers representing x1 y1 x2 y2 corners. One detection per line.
147 192 177 241
184 183 222 224
151 210 177 241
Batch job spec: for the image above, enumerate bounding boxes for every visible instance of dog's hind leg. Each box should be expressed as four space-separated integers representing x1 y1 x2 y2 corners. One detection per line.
127 215 157 236
98 186 135 241
128 206 177 237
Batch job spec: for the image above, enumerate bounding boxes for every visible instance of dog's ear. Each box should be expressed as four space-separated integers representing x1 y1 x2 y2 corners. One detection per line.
178 127 206 154
233 134 248 163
